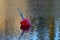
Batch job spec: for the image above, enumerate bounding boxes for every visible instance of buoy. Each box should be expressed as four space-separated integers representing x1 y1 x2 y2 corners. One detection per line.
20 18 31 32
17 8 31 40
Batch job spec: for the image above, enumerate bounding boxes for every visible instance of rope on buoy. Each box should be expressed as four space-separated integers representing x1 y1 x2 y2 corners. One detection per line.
17 8 25 40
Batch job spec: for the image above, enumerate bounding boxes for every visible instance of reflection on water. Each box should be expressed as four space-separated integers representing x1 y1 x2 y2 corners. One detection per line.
0 27 49 40
0 19 60 40
54 18 60 40
17 26 49 40
17 17 50 40
0 18 50 40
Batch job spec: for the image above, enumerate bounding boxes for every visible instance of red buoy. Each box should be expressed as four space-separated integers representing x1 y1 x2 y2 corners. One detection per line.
20 18 31 31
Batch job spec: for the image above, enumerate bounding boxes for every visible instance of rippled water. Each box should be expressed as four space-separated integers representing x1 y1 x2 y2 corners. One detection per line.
0 19 50 40
0 28 49 40
54 19 60 40
0 19 60 40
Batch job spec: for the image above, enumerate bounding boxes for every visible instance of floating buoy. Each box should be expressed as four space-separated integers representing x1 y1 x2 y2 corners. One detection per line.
20 18 31 32
17 8 31 40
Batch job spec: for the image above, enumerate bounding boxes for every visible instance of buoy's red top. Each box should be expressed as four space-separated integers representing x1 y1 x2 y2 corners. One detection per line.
20 18 31 31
